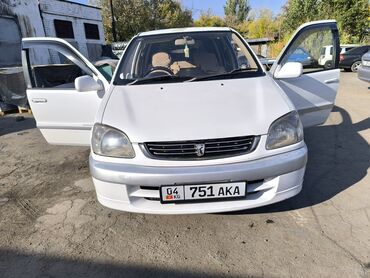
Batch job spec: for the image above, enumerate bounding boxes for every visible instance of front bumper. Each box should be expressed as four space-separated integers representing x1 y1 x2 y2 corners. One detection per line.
358 65 370 82
90 146 308 214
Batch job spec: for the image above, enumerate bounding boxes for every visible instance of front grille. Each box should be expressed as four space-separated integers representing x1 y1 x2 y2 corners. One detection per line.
143 136 258 160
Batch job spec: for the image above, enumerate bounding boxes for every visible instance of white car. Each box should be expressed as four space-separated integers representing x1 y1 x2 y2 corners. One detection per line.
319 44 359 68
22 20 340 214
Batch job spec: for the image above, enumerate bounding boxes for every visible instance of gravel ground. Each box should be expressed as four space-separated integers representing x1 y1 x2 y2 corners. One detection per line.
0 72 369 278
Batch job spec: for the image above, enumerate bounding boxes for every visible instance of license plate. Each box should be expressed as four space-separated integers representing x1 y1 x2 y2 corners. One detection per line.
160 182 246 204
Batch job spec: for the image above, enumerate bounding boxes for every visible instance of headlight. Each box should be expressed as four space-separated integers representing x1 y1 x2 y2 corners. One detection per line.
362 60 370 67
266 111 303 150
92 124 135 158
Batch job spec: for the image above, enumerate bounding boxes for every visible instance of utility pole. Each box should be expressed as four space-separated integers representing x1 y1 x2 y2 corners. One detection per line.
109 0 117 42
152 0 158 30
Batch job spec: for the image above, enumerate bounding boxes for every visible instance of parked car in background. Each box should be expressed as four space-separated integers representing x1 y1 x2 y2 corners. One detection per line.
257 54 275 70
94 59 119 82
339 45 370 72
340 44 361 53
111 42 129 58
287 47 315 66
319 44 360 69
21 20 340 214
358 51 370 82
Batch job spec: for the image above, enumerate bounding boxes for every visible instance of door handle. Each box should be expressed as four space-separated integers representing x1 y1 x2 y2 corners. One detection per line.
32 98 47 103
324 78 339 84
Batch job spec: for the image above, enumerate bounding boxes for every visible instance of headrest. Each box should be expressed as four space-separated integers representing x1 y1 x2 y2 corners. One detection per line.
152 52 171 68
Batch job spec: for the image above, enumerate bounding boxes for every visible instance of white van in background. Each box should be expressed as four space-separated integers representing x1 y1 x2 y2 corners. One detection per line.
319 44 360 68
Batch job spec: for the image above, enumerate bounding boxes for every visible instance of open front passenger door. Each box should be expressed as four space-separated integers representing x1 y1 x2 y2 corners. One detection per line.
22 38 110 146
271 20 340 127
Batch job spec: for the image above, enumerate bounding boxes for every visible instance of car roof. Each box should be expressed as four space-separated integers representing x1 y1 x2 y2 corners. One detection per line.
137 27 232 37
341 44 361 47
323 44 360 48
345 45 370 53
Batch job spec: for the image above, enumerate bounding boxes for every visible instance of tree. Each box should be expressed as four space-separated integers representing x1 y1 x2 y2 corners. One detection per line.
224 0 251 26
319 0 369 43
281 0 369 43
194 10 226 27
247 9 279 39
149 0 193 30
281 0 320 34
98 0 149 42
97 0 193 42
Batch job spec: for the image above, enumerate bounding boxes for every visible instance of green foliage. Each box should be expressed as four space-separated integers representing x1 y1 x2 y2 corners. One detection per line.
224 0 251 26
99 0 193 42
247 9 280 39
281 0 320 34
149 0 193 30
320 0 369 43
282 0 370 43
194 10 226 27
97 0 369 47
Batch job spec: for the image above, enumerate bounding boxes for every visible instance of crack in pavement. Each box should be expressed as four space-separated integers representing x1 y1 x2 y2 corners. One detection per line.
310 206 366 277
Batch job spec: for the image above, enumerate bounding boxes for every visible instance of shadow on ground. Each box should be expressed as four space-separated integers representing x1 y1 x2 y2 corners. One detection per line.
233 105 370 214
0 248 252 278
0 115 36 136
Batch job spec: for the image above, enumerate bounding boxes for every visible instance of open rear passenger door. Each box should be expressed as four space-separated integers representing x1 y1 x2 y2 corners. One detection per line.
22 38 110 146
271 20 340 127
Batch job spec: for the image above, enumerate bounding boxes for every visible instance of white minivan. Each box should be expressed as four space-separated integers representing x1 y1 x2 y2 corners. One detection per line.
318 44 359 68
22 20 340 214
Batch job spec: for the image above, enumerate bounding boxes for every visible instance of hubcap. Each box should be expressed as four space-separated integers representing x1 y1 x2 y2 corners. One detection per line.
352 62 361 72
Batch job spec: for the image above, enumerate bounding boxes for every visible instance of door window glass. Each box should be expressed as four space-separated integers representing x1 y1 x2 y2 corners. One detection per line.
27 47 92 89
280 28 336 73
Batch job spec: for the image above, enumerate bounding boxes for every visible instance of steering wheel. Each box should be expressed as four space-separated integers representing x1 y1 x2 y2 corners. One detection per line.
145 67 173 78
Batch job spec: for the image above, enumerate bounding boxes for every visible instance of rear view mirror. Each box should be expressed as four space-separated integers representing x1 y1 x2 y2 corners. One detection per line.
75 75 103 92
274 62 303 79
175 38 195 46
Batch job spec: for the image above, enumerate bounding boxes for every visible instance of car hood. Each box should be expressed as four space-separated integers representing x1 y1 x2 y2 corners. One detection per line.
102 75 292 143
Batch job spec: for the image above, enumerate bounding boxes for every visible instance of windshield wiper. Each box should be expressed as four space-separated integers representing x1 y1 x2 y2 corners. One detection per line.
128 75 190 85
187 68 257 82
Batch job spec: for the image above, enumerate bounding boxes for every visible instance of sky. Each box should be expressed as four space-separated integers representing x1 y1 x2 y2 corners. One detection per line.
73 0 287 19
181 0 286 19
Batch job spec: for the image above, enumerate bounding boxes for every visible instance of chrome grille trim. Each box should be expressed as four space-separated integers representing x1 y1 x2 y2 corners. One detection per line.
142 136 259 160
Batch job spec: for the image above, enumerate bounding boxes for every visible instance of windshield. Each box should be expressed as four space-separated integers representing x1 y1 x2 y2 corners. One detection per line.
114 31 263 85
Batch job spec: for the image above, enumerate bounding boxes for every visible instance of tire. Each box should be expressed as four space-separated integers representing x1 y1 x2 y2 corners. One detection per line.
351 61 362 72
324 61 332 69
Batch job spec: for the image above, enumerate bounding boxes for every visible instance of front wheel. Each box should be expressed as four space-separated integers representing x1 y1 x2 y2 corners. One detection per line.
324 61 333 69
351 61 362 72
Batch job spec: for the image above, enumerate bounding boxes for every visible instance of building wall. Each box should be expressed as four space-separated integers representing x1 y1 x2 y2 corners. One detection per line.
2 0 105 64
39 0 105 61
0 0 105 107
2 0 48 65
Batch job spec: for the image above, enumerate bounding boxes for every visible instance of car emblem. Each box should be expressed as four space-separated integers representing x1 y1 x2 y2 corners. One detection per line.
194 144 205 157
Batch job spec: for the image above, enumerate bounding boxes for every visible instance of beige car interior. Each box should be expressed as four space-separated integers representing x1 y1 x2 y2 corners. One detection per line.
151 51 224 75
151 52 197 75
193 53 225 74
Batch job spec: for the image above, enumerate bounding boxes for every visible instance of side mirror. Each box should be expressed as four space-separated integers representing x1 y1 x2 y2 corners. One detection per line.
75 75 103 92
274 62 303 79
